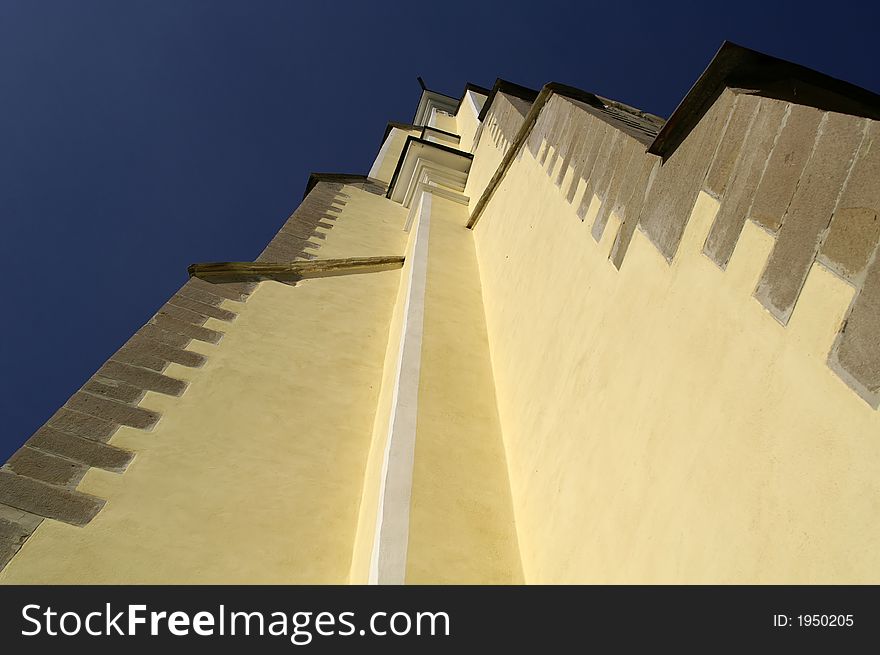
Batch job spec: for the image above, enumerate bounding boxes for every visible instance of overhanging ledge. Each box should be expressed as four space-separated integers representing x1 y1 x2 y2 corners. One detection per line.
386 137 473 207
188 256 405 283
649 40 880 159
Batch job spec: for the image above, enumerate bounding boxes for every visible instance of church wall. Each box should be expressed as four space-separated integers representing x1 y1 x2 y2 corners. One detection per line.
473 92 880 582
464 93 529 213
370 127 421 184
348 201 419 583
4 51 879 586
454 91 484 153
404 194 522 584
427 108 457 134
0 183 408 582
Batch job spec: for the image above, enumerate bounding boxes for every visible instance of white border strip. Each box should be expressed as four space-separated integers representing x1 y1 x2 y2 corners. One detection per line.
368 128 397 180
368 191 432 585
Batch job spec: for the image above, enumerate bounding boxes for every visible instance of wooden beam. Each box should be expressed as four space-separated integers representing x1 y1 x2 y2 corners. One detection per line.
187 256 405 283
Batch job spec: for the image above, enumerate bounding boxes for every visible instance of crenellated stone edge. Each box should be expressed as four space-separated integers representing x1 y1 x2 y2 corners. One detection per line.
477 86 880 410
0 179 361 572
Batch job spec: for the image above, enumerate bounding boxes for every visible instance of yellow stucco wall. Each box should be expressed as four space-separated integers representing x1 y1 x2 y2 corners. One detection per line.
1 186 408 584
371 127 421 185
428 110 457 135
348 206 418 584
9 89 873 586
464 125 505 214
473 144 880 583
455 92 484 153
405 194 523 584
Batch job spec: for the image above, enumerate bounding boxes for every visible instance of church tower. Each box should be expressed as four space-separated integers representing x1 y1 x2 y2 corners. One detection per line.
3 42 880 583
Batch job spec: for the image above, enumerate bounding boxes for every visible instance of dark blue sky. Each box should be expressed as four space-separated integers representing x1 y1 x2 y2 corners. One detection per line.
1 1 878 462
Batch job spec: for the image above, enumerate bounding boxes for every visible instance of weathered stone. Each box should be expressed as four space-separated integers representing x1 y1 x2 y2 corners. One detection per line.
47 408 118 442
832 252 880 405
616 144 653 219
175 284 228 307
0 541 20 570
638 90 735 261
279 224 318 241
608 139 644 216
592 138 639 242
610 157 659 269
565 117 603 203
136 323 192 348
260 239 307 262
539 99 564 166
118 335 205 369
819 122 880 281
576 126 617 220
99 359 188 396
593 130 626 204
185 276 252 302
704 94 760 198
83 376 145 404
168 295 236 321
555 109 591 188
0 503 43 530
110 346 168 372
485 113 499 148
5 447 86 487
525 101 547 157
703 97 788 267
545 105 573 174
28 426 133 472
355 181 385 195
156 303 210 326
151 314 223 344
0 470 104 526
282 221 323 241
0 507 41 570
495 93 529 144
749 104 823 232
65 392 160 430
255 186 346 264
821 208 880 281
261 245 297 263
505 91 532 118
0 515 37 543
755 113 866 323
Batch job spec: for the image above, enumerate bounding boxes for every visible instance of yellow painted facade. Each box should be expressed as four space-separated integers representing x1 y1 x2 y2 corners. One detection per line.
465 125 505 212
371 127 421 184
455 92 484 153
473 146 880 582
348 197 419 584
2 188 408 583
3 56 880 584
428 109 457 135
405 194 521 584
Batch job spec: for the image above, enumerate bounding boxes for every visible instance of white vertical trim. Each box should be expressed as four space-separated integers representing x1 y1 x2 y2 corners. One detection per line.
466 90 484 119
368 191 432 585
369 129 397 180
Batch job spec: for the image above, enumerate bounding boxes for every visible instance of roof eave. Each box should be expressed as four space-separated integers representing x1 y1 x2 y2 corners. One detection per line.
649 40 880 159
